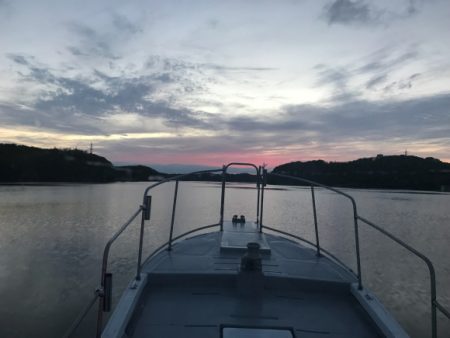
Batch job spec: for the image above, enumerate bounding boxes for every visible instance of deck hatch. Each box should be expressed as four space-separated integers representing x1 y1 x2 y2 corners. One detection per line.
222 327 294 338
220 221 271 253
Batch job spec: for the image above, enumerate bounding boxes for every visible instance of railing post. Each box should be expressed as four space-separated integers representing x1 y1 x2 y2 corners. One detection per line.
168 180 179 251
96 293 103 338
219 165 226 230
351 200 363 290
310 185 321 257
431 287 437 338
259 169 266 232
135 202 147 281
256 166 261 227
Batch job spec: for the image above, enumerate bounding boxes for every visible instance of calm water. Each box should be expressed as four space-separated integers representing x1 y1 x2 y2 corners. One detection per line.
0 182 449 337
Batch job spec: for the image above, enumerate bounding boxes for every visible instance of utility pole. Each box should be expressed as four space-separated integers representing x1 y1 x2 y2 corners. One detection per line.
89 142 93 154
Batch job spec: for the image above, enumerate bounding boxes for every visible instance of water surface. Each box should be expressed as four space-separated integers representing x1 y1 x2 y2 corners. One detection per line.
0 182 449 337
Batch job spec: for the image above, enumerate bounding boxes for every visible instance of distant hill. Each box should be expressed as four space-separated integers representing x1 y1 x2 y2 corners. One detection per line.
2 144 450 190
114 165 160 181
271 155 450 191
0 144 160 183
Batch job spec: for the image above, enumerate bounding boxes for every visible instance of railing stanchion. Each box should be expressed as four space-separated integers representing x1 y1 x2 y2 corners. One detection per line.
135 206 146 281
260 169 266 230
351 199 363 290
256 166 261 228
311 185 321 256
220 165 226 230
432 298 437 338
168 180 179 251
96 294 103 338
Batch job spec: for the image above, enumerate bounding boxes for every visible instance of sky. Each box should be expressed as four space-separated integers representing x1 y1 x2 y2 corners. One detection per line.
0 0 449 168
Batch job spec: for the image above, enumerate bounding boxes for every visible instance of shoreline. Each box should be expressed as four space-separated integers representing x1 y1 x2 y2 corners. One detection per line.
1 180 449 195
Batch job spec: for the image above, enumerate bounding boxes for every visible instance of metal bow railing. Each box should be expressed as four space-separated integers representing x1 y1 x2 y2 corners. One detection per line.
64 164 450 338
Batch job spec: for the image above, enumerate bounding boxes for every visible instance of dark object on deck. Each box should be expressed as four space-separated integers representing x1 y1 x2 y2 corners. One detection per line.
240 242 262 272
232 214 246 224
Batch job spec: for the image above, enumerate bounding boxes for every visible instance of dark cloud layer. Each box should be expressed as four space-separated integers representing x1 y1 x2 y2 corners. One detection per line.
3 53 213 133
98 90 450 162
323 0 419 26
222 94 450 144
324 0 373 25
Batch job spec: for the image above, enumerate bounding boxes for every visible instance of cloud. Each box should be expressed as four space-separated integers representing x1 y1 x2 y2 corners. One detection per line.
111 13 142 35
5 51 447 145
112 93 450 155
365 74 387 89
66 22 118 59
5 52 276 135
269 93 450 142
324 0 373 25
313 47 421 99
66 14 143 60
314 64 361 101
145 55 276 83
203 64 277 72
322 0 421 26
3 54 215 134
95 92 450 164
6 53 28 65
182 93 450 157
4 49 448 164
359 50 420 91
357 50 418 74
66 46 89 57
382 73 421 92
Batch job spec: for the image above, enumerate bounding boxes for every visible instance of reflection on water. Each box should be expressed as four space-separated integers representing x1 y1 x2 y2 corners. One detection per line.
0 182 449 337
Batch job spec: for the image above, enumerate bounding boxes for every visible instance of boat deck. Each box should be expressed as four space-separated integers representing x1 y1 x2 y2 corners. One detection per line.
142 222 356 283
118 222 382 338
